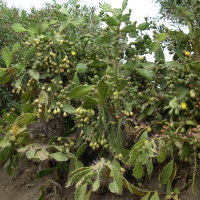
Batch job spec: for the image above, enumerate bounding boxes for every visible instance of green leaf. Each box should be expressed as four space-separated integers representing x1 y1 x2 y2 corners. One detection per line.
0 139 10 148
156 146 167 163
34 149 49 161
182 144 191 158
67 85 95 99
63 104 76 114
50 152 69 162
38 91 48 104
141 192 151 200
120 25 136 32
102 3 112 12
106 17 119 26
73 72 79 86
174 47 185 60
89 61 107 68
26 149 36 159
156 33 168 41
135 68 156 80
12 43 20 54
93 14 101 21
76 143 87 159
71 18 85 26
161 160 173 184
0 68 7 77
137 22 149 30
133 160 144 179
25 45 37 63
12 24 28 32
35 168 56 179
76 63 88 73
75 183 88 200
2 47 12 68
166 181 171 194
169 96 178 109
149 41 159 53
185 120 196 126
70 32 77 42
97 80 108 105
82 96 99 109
112 8 121 18
150 191 160 200
146 158 153 175
16 113 37 126
109 181 119 193
122 0 128 12
29 69 39 80
40 70 47 79
176 86 188 99
22 104 34 113
59 7 69 15
59 19 70 33
146 105 154 115
125 102 132 111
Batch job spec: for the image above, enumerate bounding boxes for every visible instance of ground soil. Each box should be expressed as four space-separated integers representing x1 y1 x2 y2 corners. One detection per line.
0 158 200 200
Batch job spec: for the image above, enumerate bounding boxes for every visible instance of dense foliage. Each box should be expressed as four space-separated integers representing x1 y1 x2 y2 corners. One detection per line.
1 0 200 199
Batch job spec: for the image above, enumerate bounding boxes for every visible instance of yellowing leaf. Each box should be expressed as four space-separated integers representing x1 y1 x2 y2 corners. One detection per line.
13 122 18 135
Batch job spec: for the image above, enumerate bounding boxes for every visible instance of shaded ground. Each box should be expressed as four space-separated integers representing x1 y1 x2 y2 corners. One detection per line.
0 159 200 200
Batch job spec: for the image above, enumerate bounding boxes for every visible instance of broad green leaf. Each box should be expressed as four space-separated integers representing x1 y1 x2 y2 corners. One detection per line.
25 45 37 63
185 120 196 126
97 80 108 105
156 146 167 163
63 104 76 114
174 47 185 60
150 191 160 200
2 47 12 68
0 68 7 77
89 60 107 68
59 19 70 33
109 181 119 193
82 96 99 109
112 8 121 18
34 149 49 161
125 102 132 111
13 63 25 73
70 32 77 42
12 23 28 32
146 158 153 175
73 72 79 86
16 113 37 126
22 104 34 113
15 77 23 89
35 167 56 179
26 149 36 159
75 183 88 200
161 160 173 184
141 192 151 200
12 43 20 54
38 91 48 104
139 130 148 141
93 14 101 21
155 46 165 61
71 18 85 26
149 41 159 53
137 22 149 30
50 152 69 162
146 105 154 115
122 0 128 12
106 17 119 26
76 143 87 159
67 85 95 99
0 139 10 147
156 33 168 41
190 61 200 70
182 144 191 158
176 86 187 99
59 7 69 15
76 63 88 73
166 181 171 194
102 3 112 12
133 160 144 179
29 69 39 80
95 33 113 45
120 25 136 32
135 68 156 80
40 70 47 79
169 96 178 109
